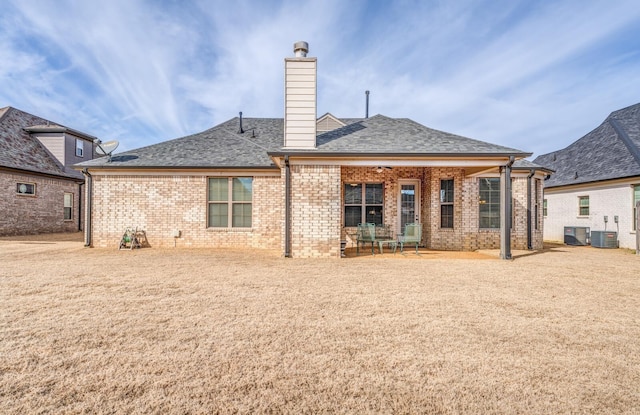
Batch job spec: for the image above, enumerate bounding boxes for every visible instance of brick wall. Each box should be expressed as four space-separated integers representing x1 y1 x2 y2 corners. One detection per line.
0 170 81 236
340 166 428 242
88 174 282 249
86 167 545 254
289 165 342 258
339 167 544 252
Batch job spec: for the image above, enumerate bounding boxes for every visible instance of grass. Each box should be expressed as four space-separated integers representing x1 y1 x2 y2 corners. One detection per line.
1 238 639 414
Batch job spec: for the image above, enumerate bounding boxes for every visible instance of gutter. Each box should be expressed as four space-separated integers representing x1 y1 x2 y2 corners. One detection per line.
526 169 535 250
267 151 532 159
82 168 92 247
78 182 83 232
284 155 291 258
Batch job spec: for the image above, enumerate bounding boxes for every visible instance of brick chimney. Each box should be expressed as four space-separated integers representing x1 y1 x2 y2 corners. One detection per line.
284 41 317 149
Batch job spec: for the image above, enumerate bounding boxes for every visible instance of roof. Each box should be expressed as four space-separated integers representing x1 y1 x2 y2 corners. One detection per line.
0 106 84 180
77 114 531 170
512 159 554 173
533 102 640 188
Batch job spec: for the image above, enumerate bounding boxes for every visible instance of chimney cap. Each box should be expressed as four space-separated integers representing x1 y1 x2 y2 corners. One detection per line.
293 41 309 57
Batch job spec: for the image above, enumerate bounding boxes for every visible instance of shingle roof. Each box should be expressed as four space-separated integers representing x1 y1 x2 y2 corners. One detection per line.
533 102 640 188
77 114 531 169
0 107 82 180
306 115 529 156
513 159 553 172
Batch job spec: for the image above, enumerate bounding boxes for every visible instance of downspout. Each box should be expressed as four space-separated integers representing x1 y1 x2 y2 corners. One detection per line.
284 155 291 258
78 182 83 232
82 168 92 247
526 169 535 250
500 156 515 260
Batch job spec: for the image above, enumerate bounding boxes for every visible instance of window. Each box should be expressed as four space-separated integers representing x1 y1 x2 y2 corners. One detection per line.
633 185 640 231
578 196 589 216
64 193 73 220
543 199 548 217
440 179 454 228
344 183 383 226
479 178 500 229
16 182 36 195
208 178 252 228
76 139 84 157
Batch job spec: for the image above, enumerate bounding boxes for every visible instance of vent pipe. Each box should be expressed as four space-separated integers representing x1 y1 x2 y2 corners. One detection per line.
365 90 370 118
239 111 244 134
293 41 308 57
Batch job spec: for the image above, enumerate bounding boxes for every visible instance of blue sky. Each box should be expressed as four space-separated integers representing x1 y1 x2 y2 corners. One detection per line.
1 0 639 158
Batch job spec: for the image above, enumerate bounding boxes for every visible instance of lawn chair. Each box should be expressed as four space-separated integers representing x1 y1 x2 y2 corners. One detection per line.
356 223 376 255
398 223 422 254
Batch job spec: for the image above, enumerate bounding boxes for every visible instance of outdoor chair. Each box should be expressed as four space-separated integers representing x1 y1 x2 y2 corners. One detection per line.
398 223 422 254
356 223 376 255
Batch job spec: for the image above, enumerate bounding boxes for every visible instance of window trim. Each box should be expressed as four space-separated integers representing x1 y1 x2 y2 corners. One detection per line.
64 192 73 221
207 177 253 229
440 178 454 229
543 198 548 217
75 139 84 157
478 177 500 229
578 195 589 217
16 182 36 196
343 182 384 226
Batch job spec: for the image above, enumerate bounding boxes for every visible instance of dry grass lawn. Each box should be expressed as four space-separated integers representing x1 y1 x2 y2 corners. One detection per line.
1 233 639 414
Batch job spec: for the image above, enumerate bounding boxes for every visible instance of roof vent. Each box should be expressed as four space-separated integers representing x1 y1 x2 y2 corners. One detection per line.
293 41 308 57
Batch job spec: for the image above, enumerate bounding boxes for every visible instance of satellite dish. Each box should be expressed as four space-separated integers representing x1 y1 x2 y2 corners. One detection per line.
96 140 119 155
95 140 119 162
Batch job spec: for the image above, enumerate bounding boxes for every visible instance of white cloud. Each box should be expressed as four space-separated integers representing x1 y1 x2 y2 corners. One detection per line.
1 0 640 156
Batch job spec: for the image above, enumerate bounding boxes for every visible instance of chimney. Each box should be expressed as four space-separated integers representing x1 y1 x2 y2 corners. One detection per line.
284 41 317 149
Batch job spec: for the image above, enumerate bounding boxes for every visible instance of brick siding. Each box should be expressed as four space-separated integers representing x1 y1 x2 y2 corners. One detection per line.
0 171 81 236
88 174 282 249
86 166 544 255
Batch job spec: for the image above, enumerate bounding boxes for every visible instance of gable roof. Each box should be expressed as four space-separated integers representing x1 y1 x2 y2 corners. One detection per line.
0 106 83 180
533 102 640 188
77 114 530 170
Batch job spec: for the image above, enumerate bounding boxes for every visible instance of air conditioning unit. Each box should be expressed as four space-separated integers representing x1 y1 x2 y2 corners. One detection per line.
564 226 590 246
591 231 618 248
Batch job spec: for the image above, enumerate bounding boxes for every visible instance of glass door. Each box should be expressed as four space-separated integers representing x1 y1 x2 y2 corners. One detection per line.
398 179 420 232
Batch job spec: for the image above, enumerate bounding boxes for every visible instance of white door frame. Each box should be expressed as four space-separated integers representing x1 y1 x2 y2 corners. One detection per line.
397 179 421 232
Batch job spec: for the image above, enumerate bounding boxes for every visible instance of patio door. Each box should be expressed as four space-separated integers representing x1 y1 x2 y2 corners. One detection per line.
398 179 421 232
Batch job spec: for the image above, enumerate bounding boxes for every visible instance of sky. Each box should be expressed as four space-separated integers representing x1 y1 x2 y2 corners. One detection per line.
1 0 640 158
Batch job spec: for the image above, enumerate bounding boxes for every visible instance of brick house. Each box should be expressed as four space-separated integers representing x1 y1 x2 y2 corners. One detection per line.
0 106 98 236
77 42 549 258
534 102 640 249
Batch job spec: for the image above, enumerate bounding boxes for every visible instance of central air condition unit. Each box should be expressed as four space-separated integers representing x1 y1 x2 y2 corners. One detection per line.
591 231 618 248
564 226 590 246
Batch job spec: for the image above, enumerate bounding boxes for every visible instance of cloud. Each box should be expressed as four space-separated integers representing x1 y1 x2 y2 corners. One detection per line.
1 0 640 157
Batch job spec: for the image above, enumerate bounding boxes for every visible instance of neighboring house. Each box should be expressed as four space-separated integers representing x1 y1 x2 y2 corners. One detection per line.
534 103 640 249
76 42 548 258
0 106 98 236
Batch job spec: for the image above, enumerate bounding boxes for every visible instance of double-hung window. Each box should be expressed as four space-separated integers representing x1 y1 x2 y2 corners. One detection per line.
578 196 589 216
64 193 73 220
344 183 383 226
208 178 252 228
440 179 454 228
479 178 500 229
75 139 84 157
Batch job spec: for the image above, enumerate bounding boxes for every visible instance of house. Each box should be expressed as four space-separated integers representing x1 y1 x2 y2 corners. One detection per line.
0 107 99 236
534 102 640 249
76 41 549 258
